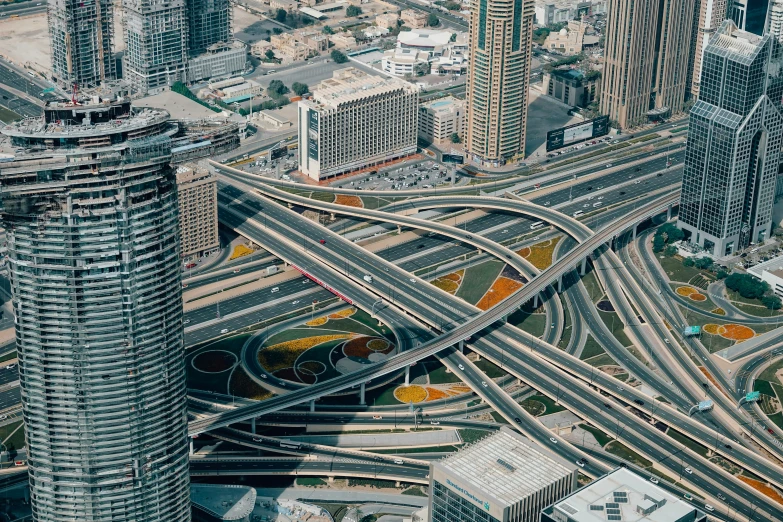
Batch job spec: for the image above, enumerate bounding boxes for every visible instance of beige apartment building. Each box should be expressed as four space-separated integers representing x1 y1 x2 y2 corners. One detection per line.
376 12 400 29
176 164 219 262
419 96 465 145
601 0 695 128
689 0 728 96
401 8 428 28
298 68 419 180
465 0 534 164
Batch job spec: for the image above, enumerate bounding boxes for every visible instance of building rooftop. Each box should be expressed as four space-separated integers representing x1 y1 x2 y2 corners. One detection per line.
135 90 241 122
398 29 453 48
308 68 416 109
422 95 463 112
436 426 577 507
547 468 703 522
709 20 766 63
748 253 783 279
191 484 256 521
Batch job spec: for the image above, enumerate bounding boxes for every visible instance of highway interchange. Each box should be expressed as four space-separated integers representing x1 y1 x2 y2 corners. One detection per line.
171 133 783 520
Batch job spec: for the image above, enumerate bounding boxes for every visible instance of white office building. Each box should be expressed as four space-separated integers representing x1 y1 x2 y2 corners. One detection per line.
419 96 465 145
541 468 708 522
430 427 578 522
298 68 418 180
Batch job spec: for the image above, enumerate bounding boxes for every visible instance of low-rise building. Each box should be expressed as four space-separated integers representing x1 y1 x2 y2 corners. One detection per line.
543 20 587 55
298 67 419 180
401 8 428 28
270 33 312 61
270 0 298 10
376 12 400 29
191 484 256 522
535 0 593 25
430 427 578 522
216 80 263 103
398 29 453 56
364 26 390 38
382 48 429 76
329 33 358 49
419 95 465 145
541 468 708 522
175 165 220 262
542 69 600 107
294 29 330 52
187 41 248 83
250 40 275 58
749 256 783 298
171 119 241 163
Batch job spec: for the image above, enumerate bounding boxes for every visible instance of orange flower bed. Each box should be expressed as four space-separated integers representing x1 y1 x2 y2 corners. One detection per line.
737 475 783 504
335 195 363 208
306 316 328 327
432 278 459 293
367 338 391 352
690 293 707 302
723 324 755 341
476 277 523 310
711 308 726 316
450 386 471 393
394 385 427 403
425 388 449 401
328 307 356 319
703 324 725 335
442 270 464 282
676 286 698 297
517 247 531 257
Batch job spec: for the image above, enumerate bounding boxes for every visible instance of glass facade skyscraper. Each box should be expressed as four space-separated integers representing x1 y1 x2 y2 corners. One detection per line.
0 99 191 522
678 21 783 256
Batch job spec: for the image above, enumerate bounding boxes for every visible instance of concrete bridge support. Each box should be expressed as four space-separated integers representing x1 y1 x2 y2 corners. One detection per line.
189 438 194 456
405 366 410 385
667 204 672 221
458 339 464 354
632 223 638 241
360 382 366 405
310 400 316 412
580 257 587 276
251 418 256 435
557 276 563 293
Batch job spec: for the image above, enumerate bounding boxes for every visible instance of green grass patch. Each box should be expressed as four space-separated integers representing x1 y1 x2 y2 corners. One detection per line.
456 259 505 305
508 309 547 337
529 393 566 414
605 440 652 468
597 310 633 347
428 363 463 384
0 421 24 452
474 358 508 379
402 486 428 497
297 477 327 486
314 503 349 522
579 423 614 447
583 353 618 368
667 429 710 458
767 411 783 431
490 411 510 424
0 106 21 124
558 297 573 351
458 429 491 444
754 377 775 398
581 271 603 302
520 398 545 416
658 255 702 283
0 351 16 364
580 334 605 360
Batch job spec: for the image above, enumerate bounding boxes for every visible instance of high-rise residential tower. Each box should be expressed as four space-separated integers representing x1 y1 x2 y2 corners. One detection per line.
678 21 783 256
600 0 695 128
187 0 232 55
465 0 534 165
48 0 115 88
122 0 189 94
0 98 192 521
769 0 783 41
688 0 729 97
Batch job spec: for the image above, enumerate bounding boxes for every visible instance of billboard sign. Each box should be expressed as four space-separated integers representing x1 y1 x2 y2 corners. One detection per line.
546 115 610 151
270 146 287 160
442 154 465 164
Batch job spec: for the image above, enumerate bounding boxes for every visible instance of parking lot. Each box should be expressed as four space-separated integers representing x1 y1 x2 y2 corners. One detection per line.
331 159 465 191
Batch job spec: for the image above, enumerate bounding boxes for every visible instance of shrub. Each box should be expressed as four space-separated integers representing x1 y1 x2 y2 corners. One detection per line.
694 257 713 270
725 273 769 300
292 82 309 96
346 4 362 16
275 8 287 22
717 270 728 279
763 295 782 310
427 12 440 26
664 245 677 256
331 50 348 63
683 258 695 267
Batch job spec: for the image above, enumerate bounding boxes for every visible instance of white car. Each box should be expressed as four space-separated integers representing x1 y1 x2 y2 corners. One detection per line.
481 381 488 387
409 278 416 283
684 467 693 474
704 505 714 512
458 364 464 370
373 415 383 420
575 460 585 468
0 414 7 421
649 477 659 484
260 374 267 379
606 164 612 168
549 437 558 444
220 328 229 334
183 319 190 325
292 300 300 305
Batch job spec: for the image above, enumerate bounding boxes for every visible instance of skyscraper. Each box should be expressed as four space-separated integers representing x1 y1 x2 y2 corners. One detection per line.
0 98 192 521
729 0 772 35
678 21 783 256
48 0 115 88
122 0 189 94
187 0 232 56
769 0 783 41
600 0 695 128
465 0 534 165
688 0 729 97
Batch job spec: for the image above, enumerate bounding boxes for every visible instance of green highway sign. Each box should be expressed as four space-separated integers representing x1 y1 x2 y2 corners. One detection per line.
745 391 761 402
41 87 55 94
